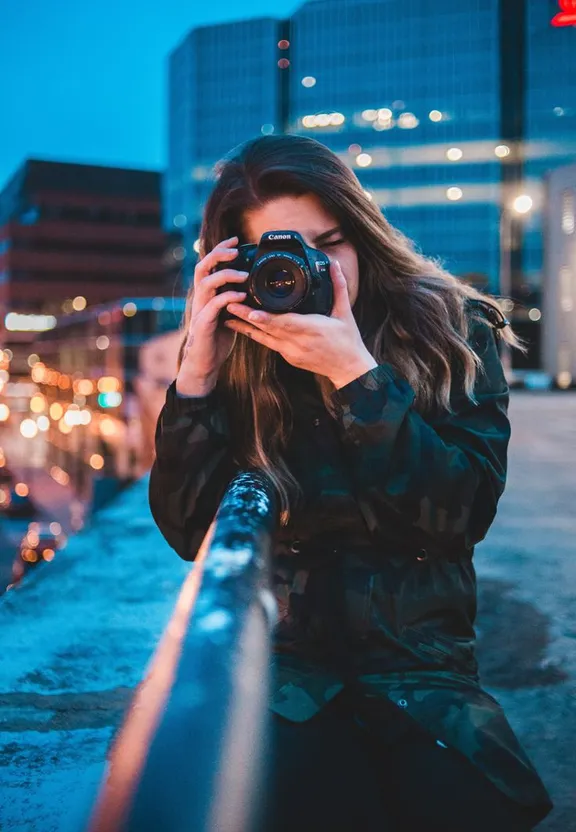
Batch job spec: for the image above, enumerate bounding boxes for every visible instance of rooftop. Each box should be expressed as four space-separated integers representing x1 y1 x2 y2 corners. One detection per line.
0 475 188 831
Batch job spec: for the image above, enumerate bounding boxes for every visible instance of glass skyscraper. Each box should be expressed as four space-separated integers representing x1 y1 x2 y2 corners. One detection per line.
166 18 281 244
524 0 576 286
166 0 576 365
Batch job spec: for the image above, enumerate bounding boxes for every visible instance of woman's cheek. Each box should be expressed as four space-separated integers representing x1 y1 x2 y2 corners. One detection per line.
342 262 359 305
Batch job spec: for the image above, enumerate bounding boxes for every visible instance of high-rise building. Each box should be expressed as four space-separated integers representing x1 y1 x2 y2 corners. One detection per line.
166 17 286 258
166 0 576 367
0 160 182 376
543 163 576 388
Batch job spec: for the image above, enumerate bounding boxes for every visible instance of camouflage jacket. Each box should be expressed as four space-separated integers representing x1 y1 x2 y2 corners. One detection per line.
149 301 552 820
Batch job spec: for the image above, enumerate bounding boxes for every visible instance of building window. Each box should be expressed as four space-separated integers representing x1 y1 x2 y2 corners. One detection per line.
559 266 574 313
561 190 575 235
20 207 39 225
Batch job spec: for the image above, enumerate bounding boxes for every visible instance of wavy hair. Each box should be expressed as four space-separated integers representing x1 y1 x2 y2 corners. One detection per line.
178 135 519 525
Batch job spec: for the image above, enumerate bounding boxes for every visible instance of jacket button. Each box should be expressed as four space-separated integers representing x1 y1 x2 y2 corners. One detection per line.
313 418 321 427
416 548 429 562
397 699 408 708
290 539 301 554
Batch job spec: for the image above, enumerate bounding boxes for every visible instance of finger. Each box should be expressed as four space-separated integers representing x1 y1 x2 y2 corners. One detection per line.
223 319 280 351
329 260 352 320
194 238 239 283
226 304 303 334
198 269 249 298
198 290 247 327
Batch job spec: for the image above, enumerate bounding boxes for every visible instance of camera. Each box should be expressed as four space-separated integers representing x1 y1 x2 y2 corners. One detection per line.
215 230 333 319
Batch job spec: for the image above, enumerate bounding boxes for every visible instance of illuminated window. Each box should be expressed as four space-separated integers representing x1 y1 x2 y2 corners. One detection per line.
513 195 532 214
356 153 373 168
561 190 575 234
560 266 573 312
398 113 419 129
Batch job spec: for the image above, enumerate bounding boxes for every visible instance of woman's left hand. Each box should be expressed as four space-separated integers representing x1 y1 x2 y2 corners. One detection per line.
223 260 378 389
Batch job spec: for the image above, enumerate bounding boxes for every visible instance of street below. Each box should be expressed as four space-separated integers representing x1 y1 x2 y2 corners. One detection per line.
0 390 574 830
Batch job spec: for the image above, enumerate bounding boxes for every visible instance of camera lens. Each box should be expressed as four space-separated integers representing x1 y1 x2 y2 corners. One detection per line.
265 269 295 298
252 255 308 311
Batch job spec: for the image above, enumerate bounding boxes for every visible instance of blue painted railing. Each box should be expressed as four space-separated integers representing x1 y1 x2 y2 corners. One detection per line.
88 471 278 832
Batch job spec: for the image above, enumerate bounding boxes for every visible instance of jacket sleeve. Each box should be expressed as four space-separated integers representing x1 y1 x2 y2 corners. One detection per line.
330 313 510 549
148 380 237 561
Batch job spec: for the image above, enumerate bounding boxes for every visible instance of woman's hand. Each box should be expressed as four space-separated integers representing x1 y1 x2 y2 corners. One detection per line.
223 260 377 389
176 236 248 396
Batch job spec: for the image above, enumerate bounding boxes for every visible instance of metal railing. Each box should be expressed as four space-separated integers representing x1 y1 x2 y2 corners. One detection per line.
88 471 278 832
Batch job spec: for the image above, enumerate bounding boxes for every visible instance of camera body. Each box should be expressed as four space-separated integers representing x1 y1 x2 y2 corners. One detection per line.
215 230 333 320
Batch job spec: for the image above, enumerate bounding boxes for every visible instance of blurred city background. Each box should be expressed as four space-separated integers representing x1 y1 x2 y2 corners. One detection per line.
0 1 575 830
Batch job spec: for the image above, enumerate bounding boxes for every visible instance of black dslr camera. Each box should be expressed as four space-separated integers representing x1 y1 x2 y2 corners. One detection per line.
215 230 333 320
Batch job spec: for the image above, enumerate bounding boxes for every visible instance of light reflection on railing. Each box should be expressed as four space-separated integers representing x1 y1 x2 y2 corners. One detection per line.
88 471 278 832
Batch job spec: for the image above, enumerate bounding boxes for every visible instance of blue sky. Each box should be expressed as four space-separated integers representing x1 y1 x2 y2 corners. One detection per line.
0 0 299 188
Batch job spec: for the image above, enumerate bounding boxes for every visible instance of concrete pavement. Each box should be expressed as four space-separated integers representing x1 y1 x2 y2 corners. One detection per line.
474 392 576 831
0 391 574 830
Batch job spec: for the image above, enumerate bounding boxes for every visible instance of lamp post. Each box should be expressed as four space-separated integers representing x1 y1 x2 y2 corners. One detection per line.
498 193 533 382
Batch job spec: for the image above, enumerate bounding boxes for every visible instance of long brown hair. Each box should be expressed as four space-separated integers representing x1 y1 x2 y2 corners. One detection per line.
178 134 518 525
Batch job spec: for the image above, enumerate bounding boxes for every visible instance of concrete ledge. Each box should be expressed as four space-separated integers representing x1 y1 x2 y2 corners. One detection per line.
0 476 189 832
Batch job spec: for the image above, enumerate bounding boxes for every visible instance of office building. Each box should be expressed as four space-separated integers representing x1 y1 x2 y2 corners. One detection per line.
166 16 285 274
0 160 182 376
543 163 576 388
166 0 576 368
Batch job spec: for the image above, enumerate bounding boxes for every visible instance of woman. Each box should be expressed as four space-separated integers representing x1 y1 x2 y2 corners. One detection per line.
149 135 552 830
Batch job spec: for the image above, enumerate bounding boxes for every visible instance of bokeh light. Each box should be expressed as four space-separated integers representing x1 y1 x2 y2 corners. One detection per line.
49 402 64 420
20 419 38 439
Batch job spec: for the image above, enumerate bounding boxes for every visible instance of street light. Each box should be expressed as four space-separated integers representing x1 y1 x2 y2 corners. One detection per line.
499 193 534 380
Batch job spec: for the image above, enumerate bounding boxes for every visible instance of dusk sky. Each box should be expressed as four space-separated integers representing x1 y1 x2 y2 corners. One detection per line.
1 0 299 188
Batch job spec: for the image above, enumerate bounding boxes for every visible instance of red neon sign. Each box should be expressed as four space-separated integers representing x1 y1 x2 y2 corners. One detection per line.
551 0 576 27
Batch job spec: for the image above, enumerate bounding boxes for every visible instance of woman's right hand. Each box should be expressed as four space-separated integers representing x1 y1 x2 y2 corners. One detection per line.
176 236 248 396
